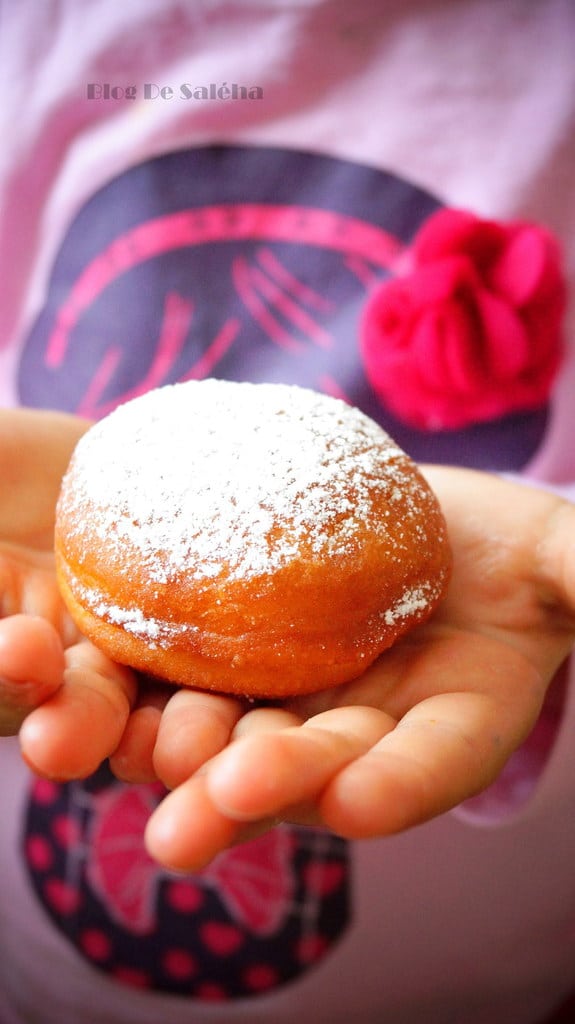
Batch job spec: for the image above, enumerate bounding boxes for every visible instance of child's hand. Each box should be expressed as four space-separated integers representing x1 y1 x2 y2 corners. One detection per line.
142 468 575 870
0 409 137 774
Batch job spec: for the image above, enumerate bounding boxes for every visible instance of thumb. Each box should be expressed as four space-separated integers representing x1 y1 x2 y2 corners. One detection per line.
0 615 65 735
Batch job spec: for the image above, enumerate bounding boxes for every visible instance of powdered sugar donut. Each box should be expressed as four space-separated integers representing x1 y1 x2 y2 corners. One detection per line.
54 380 451 698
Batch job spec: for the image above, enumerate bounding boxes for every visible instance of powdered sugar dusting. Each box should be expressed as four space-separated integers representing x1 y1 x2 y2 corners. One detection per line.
58 380 429 586
382 584 435 626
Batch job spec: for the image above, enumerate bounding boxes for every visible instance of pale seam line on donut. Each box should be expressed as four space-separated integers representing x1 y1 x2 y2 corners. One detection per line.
69 580 191 649
69 577 437 651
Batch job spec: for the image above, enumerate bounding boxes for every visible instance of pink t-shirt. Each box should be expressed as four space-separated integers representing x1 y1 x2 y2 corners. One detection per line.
1 2 575 1022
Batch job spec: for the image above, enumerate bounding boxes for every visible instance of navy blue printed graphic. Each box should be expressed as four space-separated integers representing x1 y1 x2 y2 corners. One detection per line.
18 144 547 469
24 765 350 999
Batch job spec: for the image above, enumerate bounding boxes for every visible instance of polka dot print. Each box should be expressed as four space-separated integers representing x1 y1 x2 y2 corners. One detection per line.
24 763 351 999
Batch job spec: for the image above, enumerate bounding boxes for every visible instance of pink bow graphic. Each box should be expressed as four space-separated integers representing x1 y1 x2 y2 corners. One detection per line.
86 784 295 937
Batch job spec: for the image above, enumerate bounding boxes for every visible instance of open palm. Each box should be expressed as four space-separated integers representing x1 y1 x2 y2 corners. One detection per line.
143 467 575 869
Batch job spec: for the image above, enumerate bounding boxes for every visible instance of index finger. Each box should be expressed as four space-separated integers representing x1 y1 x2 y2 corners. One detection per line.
0 615 65 735
20 641 137 779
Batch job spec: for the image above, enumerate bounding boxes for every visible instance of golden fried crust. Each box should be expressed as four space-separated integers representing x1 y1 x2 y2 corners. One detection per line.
54 381 451 698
